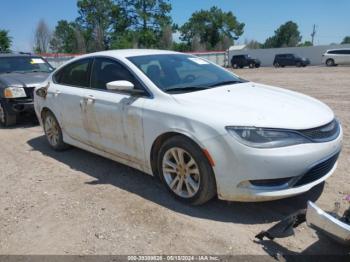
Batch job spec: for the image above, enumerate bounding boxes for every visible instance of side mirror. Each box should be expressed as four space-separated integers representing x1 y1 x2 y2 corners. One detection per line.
106 80 134 91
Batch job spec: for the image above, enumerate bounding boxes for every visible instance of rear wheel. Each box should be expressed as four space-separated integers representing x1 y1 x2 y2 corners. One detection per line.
43 111 69 151
0 101 16 127
158 136 216 205
326 59 335 67
232 63 238 69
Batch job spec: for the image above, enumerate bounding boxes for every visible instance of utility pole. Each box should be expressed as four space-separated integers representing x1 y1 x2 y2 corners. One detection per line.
311 24 317 45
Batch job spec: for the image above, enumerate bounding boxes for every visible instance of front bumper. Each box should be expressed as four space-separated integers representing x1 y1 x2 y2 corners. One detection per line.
306 201 350 245
203 127 343 202
5 98 34 114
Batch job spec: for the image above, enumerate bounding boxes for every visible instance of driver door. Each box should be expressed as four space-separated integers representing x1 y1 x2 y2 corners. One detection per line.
80 57 148 166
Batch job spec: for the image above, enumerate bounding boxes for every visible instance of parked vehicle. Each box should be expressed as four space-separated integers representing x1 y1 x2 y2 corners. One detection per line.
322 49 350 66
0 53 54 126
231 55 261 69
273 54 310 68
35 50 342 205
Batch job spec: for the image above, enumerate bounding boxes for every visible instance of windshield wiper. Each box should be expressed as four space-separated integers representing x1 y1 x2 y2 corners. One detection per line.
165 86 210 93
30 70 49 73
210 80 243 87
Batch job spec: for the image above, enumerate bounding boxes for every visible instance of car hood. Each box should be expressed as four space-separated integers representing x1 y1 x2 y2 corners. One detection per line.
0 72 49 88
173 82 334 130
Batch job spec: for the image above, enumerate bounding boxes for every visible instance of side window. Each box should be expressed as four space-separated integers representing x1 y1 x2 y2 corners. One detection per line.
55 58 92 88
339 50 350 55
91 57 144 92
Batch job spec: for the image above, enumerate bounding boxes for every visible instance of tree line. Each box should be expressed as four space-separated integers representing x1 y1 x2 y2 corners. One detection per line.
34 0 245 54
0 0 350 54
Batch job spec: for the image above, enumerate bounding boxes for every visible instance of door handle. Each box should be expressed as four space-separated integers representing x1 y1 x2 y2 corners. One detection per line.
54 90 61 97
83 95 95 104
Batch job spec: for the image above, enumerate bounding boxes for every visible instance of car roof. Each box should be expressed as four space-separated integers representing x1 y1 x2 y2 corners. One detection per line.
326 48 350 52
77 49 181 60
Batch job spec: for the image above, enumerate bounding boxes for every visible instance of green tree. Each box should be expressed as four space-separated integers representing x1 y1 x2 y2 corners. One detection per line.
116 0 173 48
263 21 302 48
0 30 12 52
245 39 262 49
172 42 191 52
341 36 350 44
76 0 117 51
180 6 244 51
50 20 86 53
298 41 313 47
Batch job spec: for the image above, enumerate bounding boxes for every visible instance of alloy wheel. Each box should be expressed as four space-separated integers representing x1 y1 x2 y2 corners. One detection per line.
44 115 60 147
162 147 201 198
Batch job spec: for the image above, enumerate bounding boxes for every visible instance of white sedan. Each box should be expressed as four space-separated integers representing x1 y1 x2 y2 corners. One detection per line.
34 50 342 205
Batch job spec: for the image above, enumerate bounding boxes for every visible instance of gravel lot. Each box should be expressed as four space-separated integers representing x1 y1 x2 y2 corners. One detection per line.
0 66 349 256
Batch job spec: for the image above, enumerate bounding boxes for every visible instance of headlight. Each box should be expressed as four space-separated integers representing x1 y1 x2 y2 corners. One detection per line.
226 126 311 148
4 87 27 98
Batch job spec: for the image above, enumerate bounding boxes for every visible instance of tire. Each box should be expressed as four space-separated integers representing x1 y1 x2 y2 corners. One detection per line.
255 64 261 68
158 135 216 205
273 62 280 68
0 100 16 127
42 110 69 151
249 63 255 68
326 59 335 67
232 63 238 69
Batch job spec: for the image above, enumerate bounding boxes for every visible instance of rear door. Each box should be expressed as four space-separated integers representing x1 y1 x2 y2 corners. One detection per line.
344 50 350 64
285 54 294 65
52 58 93 145
337 50 350 64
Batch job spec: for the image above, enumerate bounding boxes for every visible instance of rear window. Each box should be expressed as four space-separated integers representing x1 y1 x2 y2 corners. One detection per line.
54 58 92 88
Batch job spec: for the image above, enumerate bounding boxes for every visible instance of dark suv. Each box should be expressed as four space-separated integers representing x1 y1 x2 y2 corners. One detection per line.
0 53 54 126
231 55 261 69
273 54 310 68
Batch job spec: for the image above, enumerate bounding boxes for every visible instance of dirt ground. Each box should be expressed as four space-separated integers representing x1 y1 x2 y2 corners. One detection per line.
0 66 349 256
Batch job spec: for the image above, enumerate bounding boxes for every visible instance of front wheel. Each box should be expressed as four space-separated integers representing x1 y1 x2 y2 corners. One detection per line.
158 136 216 205
43 111 69 151
0 101 16 127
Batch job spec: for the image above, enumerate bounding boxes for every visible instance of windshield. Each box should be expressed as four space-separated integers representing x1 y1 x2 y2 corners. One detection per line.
128 54 244 93
0 56 53 74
